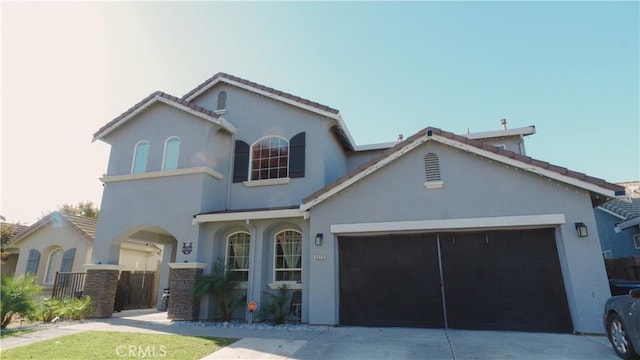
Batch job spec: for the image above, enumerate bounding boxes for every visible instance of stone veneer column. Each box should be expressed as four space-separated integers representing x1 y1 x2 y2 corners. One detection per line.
167 263 206 321
82 264 120 318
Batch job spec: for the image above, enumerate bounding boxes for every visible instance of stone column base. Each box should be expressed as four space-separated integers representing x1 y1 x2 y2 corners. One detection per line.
82 264 120 318
167 263 206 321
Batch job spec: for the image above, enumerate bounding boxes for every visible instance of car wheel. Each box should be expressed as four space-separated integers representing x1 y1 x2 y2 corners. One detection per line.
607 313 639 360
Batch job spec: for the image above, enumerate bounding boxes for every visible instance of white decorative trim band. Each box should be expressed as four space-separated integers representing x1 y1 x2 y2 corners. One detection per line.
169 262 207 269
83 264 121 271
101 166 223 183
193 208 304 224
243 178 291 187
331 214 566 234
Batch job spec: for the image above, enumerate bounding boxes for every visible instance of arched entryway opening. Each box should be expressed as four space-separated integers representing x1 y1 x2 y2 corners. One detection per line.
112 225 177 311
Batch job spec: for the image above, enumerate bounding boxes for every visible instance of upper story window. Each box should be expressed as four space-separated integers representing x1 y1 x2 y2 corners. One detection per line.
162 137 180 171
233 132 306 184
45 248 63 284
274 230 302 282
226 232 251 282
217 91 227 110
132 141 150 174
251 136 289 181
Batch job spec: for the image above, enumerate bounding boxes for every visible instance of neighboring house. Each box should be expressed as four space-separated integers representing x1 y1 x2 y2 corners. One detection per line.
88 72 624 334
596 182 640 277
1 222 29 276
5 211 162 295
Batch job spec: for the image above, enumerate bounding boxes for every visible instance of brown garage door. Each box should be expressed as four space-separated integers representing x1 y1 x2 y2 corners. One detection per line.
338 228 573 332
339 233 444 327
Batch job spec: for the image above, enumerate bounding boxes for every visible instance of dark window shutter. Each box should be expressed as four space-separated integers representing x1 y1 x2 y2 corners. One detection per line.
26 249 41 275
60 248 76 273
233 140 250 183
289 132 306 178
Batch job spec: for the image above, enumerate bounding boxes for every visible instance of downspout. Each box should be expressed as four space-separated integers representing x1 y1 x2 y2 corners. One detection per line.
226 132 236 210
245 219 258 320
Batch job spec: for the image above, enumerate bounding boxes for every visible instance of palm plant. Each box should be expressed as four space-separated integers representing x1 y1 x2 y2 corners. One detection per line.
261 284 290 325
1 275 42 329
191 259 245 322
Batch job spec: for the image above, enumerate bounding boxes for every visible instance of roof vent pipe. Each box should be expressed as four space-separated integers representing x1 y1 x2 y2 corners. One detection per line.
501 119 507 130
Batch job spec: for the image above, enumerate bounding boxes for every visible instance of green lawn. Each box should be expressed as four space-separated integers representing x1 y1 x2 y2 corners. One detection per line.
0 328 39 339
0 331 237 359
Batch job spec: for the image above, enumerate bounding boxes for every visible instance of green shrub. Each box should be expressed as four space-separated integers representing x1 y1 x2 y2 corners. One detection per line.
0 275 43 329
192 259 246 322
29 296 93 322
28 297 64 323
66 296 92 320
261 284 290 325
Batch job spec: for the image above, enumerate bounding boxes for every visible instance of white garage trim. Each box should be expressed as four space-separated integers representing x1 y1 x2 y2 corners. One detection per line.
330 214 566 234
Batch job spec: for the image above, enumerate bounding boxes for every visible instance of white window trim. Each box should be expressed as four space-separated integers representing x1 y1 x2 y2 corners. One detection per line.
161 136 181 171
268 282 302 290
243 177 291 187
44 248 63 285
225 231 251 283
603 250 613 259
424 180 444 189
634 234 640 250
273 229 303 285
131 140 150 174
249 135 290 182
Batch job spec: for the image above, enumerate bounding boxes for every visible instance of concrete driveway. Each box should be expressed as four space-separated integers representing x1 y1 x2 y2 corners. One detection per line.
1 309 620 359
290 327 618 360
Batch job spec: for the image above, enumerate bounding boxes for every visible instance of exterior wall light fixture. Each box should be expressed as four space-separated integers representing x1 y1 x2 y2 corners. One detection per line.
315 233 323 246
575 223 588 238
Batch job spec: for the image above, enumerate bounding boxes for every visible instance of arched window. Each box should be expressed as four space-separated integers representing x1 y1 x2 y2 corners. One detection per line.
251 137 289 181
226 232 251 282
274 230 302 282
217 91 227 110
162 137 180 171
132 141 150 174
45 248 63 284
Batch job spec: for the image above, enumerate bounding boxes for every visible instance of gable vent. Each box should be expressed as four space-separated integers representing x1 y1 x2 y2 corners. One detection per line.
217 91 227 110
424 153 441 182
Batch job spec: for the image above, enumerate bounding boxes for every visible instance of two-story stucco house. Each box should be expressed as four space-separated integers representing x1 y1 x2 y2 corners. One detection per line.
87 72 624 334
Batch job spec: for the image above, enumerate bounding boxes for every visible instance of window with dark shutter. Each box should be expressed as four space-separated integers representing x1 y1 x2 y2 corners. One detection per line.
26 249 40 275
289 132 306 178
60 248 76 273
233 140 250 182
217 91 227 110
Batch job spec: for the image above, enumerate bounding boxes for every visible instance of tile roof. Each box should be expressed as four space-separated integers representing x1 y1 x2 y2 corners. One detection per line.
181 72 340 115
601 198 640 221
1 223 29 241
93 91 222 141
10 212 97 244
302 126 625 206
600 182 640 221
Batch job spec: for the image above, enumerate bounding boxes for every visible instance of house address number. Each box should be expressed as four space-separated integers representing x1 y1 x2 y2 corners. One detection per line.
313 254 327 261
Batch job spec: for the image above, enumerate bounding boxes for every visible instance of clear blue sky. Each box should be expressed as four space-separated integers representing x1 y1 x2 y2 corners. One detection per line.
2 1 638 224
